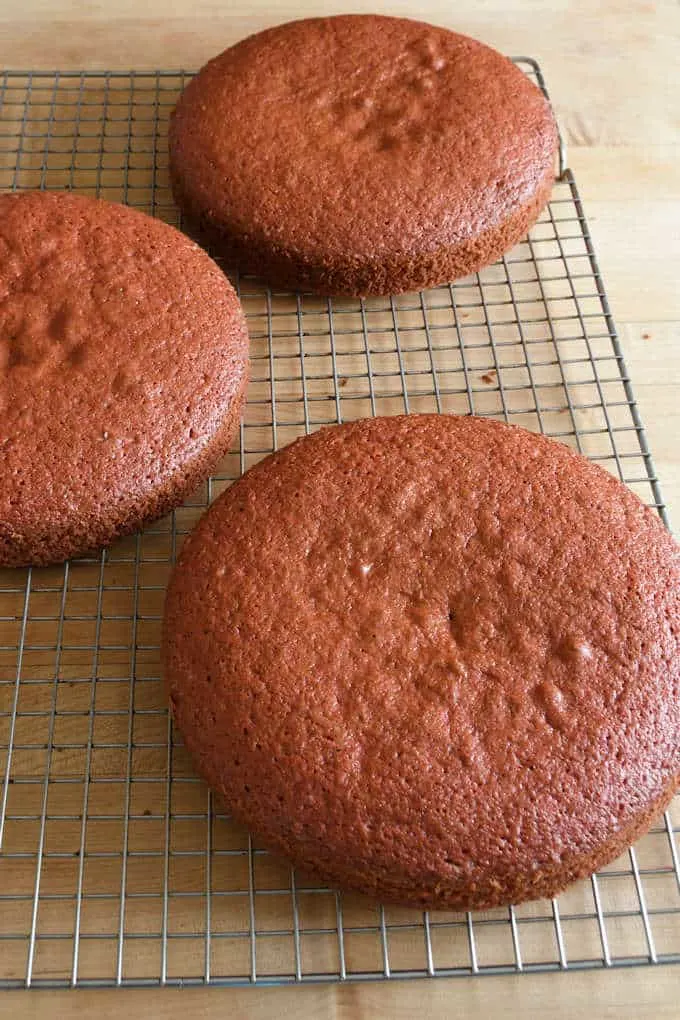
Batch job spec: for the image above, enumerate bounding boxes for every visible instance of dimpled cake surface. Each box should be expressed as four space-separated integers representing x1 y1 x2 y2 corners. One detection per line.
169 15 558 296
163 414 680 910
0 191 249 567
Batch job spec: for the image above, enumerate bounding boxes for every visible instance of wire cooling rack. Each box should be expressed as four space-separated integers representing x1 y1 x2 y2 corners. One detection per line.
0 64 678 991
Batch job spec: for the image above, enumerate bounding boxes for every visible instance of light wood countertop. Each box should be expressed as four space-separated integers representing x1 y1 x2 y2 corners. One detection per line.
1 1 679 1017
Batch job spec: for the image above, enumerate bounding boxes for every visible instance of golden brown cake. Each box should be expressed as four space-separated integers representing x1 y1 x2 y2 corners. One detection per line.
163 415 680 910
0 191 249 567
169 16 558 296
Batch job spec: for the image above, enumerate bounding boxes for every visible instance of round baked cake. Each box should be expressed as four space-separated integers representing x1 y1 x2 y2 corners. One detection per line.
0 191 249 567
169 16 558 297
163 415 680 910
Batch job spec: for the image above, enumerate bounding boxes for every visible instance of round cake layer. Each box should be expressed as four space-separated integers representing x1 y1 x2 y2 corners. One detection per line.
163 414 680 910
0 191 249 567
169 15 559 296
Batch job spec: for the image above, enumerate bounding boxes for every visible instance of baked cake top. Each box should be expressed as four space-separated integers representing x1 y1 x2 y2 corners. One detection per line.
163 414 680 907
169 16 558 264
0 191 249 565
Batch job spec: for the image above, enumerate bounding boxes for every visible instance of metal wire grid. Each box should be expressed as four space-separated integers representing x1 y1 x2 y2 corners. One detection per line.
0 65 678 990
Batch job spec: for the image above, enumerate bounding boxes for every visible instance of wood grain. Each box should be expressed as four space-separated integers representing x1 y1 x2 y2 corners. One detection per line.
1 1 679 1017
3 966 680 1019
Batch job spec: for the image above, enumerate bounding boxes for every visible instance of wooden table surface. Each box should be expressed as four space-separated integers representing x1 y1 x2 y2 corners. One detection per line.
2 1 679 1016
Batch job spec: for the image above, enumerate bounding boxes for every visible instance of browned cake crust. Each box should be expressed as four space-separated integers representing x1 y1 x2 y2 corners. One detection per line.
169 16 558 297
163 415 680 911
0 191 249 567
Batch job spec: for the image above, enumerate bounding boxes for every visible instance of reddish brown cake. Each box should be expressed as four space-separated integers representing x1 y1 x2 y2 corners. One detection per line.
0 191 249 567
163 414 680 910
169 16 558 296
